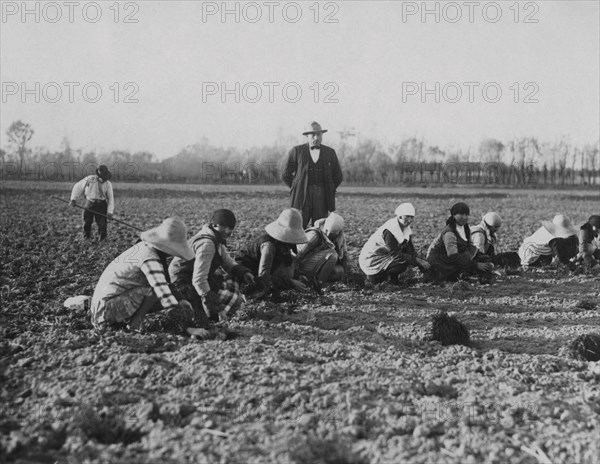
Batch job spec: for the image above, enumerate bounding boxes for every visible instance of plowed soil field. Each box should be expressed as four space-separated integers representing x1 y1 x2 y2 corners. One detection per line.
1 181 599 464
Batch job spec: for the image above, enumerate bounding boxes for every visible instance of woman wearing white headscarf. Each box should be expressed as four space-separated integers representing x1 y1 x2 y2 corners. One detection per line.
470 212 521 268
359 203 430 284
471 212 502 256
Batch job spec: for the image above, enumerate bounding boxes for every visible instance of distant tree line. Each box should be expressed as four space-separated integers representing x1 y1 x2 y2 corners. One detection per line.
1 120 599 187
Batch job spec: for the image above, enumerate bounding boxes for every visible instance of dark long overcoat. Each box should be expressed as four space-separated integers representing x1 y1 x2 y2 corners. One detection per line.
281 143 343 212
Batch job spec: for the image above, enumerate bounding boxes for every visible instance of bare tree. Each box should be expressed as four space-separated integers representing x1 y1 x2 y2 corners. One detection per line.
570 147 578 185
584 143 599 185
336 128 357 163
478 138 504 163
426 145 445 163
400 137 424 163
580 147 585 185
551 138 570 186
6 121 34 172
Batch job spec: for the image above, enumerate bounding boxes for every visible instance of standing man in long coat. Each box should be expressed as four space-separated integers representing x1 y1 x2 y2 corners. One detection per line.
282 121 343 228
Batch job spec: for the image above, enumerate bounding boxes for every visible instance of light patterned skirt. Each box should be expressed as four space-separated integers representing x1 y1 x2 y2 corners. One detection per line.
91 286 153 327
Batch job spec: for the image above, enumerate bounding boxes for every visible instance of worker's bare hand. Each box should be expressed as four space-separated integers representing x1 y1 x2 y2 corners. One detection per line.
416 257 431 271
476 262 493 273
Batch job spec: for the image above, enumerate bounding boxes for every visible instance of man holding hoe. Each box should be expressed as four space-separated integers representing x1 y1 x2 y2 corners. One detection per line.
69 165 114 241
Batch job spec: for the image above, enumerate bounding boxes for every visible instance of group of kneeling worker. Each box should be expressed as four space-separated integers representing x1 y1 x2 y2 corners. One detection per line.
89 204 600 332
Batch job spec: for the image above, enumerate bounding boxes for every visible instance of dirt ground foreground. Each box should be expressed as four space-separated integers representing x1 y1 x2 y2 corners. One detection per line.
1 182 599 464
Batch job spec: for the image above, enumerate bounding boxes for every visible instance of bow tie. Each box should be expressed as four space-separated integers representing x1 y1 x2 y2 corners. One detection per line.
310 146 320 150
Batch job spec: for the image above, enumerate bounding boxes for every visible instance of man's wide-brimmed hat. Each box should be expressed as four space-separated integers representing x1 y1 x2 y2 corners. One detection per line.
542 214 577 238
140 218 194 260
265 208 308 244
302 121 328 135
96 165 112 181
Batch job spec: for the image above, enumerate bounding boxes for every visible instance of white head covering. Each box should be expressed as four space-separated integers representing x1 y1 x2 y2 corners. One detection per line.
323 212 344 235
395 203 416 217
483 212 502 228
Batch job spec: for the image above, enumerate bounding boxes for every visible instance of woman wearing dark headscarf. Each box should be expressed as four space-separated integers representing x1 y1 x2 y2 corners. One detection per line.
426 202 493 281
577 215 600 267
169 209 255 327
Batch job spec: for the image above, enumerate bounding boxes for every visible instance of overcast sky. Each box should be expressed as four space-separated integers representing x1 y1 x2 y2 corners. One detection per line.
1 1 598 158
